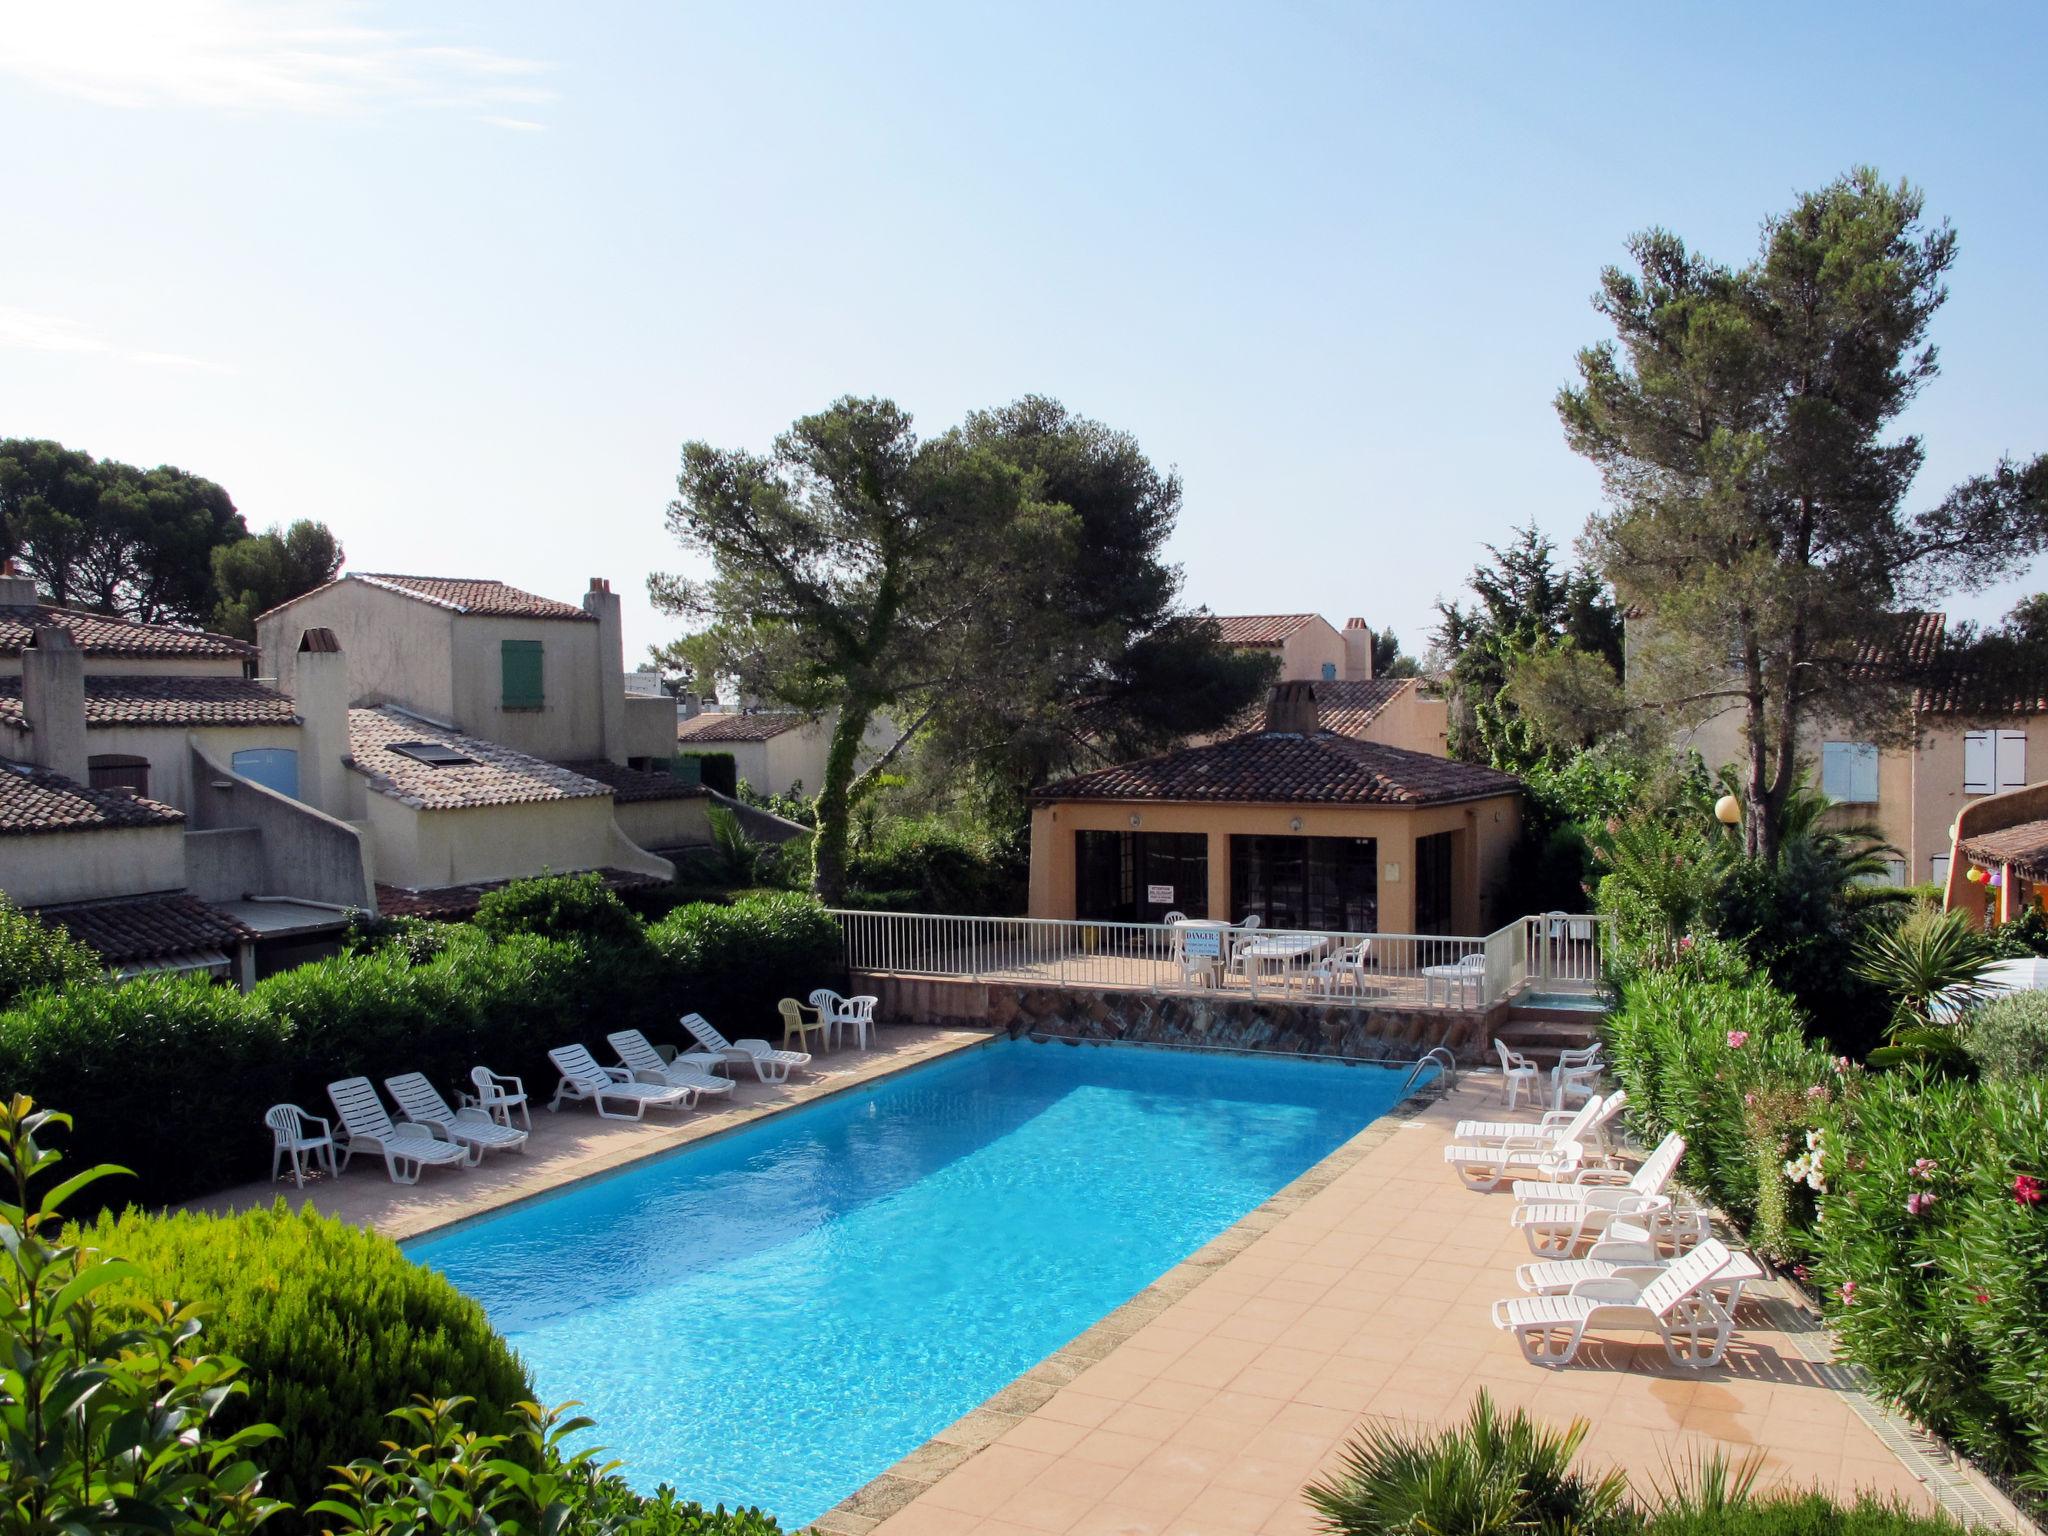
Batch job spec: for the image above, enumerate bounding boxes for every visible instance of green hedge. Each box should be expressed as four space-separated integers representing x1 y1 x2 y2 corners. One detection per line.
1964 992 2048 1082
646 891 844 1041
88 1200 530 1512
0 896 98 1009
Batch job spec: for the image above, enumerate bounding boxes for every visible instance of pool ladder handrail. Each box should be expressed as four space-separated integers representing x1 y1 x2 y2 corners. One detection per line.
1400 1046 1458 1097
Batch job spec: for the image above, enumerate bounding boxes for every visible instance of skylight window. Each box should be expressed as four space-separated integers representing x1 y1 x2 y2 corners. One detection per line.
389 740 477 767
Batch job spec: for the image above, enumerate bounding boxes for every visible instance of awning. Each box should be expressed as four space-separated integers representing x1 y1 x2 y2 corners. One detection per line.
112 949 231 981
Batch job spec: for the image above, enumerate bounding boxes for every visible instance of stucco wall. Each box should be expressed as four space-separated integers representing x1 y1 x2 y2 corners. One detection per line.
1028 793 1522 934
364 792 630 890
1359 687 1451 756
0 655 247 680
2 824 187 906
187 742 373 906
623 694 678 762
259 584 456 719
86 722 303 814
1278 620 1347 682
613 796 713 852
449 615 604 760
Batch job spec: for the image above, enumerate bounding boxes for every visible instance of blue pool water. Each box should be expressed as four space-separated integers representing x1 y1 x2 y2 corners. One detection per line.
411 1039 1420 1527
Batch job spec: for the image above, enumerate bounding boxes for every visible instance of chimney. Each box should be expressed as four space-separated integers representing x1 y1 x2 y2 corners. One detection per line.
21 627 88 783
583 576 628 765
1263 679 1321 735
293 627 352 817
1343 617 1374 681
0 564 37 607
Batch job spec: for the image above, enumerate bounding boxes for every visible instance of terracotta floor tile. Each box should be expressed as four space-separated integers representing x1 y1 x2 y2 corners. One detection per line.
1100 1403 1192 1442
1064 1429 1164 1472
1028 1458 1130 1501
992 1485 1099 1534
1102 1471 1206 1521
1003 1418 1093 1456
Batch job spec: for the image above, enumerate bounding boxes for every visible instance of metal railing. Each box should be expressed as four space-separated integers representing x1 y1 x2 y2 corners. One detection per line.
829 909 1610 1011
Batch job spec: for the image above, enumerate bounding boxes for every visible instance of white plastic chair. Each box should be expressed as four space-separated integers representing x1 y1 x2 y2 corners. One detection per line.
385 1072 530 1162
464 1066 531 1130
681 1011 810 1083
1551 1043 1603 1109
808 990 876 1051
326 1078 470 1185
265 1104 337 1188
1493 1038 1539 1109
1306 940 1371 997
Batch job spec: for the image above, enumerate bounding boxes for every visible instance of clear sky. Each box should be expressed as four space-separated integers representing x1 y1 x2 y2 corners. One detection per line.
3 2 2043 667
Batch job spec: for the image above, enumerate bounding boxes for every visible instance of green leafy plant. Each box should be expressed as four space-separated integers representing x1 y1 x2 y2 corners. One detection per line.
1305 1390 1634 1536
87 1201 530 1510
1853 909 1999 1037
0 898 99 1011
1962 991 2048 1082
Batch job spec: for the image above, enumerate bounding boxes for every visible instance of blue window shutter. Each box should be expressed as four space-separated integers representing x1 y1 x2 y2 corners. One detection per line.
502 640 543 708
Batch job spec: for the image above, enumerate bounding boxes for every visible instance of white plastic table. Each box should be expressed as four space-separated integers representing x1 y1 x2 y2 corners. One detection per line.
1235 934 1329 995
1422 958 1486 1007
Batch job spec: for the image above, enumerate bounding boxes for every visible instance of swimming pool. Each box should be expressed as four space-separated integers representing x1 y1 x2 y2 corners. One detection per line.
412 1038 1422 1527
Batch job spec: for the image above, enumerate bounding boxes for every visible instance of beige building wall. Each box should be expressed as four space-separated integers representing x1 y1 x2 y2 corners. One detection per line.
1277 619 1347 682
622 694 678 763
448 615 604 761
1358 688 1451 756
0 654 248 681
4 824 187 906
361 793 635 891
81 723 304 814
260 585 457 720
1028 794 1521 935
613 795 713 852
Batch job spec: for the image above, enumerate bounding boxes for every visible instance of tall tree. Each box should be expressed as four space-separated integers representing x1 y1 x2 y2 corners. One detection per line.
1429 523 1623 769
1558 169 2048 859
1370 627 1422 679
0 438 248 626
210 520 346 639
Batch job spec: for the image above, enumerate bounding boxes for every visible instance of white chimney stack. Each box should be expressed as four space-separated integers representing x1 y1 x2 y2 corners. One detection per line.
21 627 88 783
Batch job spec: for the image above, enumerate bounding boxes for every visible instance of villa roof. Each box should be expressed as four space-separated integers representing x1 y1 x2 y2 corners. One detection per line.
258 573 594 624
554 758 711 803
0 675 298 731
1034 729 1522 808
0 603 252 660
33 893 257 964
375 868 663 921
1226 678 1413 739
347 708 613 811
1209 614 1323 647
676 710 808 744
0 758 184 836
1959 818 2048 882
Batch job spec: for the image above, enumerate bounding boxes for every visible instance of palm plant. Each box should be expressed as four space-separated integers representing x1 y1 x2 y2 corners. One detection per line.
1304 1390 1633 1536
1854 907 1999 1035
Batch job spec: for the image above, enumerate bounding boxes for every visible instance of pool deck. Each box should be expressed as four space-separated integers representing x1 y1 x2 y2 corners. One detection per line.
192 1024 990 1241
826 1070 2030 1536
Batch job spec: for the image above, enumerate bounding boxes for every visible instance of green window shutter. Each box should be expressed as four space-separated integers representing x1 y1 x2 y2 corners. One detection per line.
501 640 544 708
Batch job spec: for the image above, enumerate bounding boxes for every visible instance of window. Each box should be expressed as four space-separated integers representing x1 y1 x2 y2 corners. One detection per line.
230 747 299 798
87 754 150 797
1963 730 2027 795
1821 741 1879 803
1931 853 1951 888
1228 835 1377 932
1320 661 1337 681
501 639 544 709
1414 831 1456 935
389 741 477 767
1076 832 1207 923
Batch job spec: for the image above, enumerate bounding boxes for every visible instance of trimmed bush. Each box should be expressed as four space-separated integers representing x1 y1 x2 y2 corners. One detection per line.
88 1200 530 1511
0 974 290 1209
847 818 1026 915
1646 1494 1963 1535
0 897 100 1008
1963 991 2048 1082
679 750 738 797
647 892 843 1041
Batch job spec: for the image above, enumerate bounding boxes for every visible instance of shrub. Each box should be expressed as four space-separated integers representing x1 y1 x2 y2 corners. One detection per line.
88 1200 530 1511
0 897 100 1008
679 750 738 797
474 873 668 1031
1963 991 2048 1082
1988 905 2048 959
647 892 843 1039
0 974 291 1210
847 817 1026 915
1305 1390 1634 1536
1646 1493 1963 1535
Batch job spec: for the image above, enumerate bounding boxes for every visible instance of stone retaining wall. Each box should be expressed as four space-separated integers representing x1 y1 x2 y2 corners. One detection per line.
855 972 1502 1062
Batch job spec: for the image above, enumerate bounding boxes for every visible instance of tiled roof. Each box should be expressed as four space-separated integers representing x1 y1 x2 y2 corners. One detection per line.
32 893 257 963
554 759 711 803
1035 730 1522 807
0 676 298 730
675 711 807 744
347 708 613 811
0 604 252 659
1210 614 1321 647
1959 819 2048 881
0 758 184 836
354 574 594 621
1854 611 1948 672
376 868 663 920
1227 679 1413 739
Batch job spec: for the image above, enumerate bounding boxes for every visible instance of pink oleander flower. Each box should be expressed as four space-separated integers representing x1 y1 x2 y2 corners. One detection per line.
1807 1084 1828 1101
1911 1158 1939 1181
1678 935 1695 952
1793 1263 1811 1282
2016 1174 2045 1206
1840 1280 1858 1304
1974 1289 1991 1305
1726 1030 1750 1049
1834 1056 1852 1074
1743 1092 1756 1107
1906 1191 1937 1216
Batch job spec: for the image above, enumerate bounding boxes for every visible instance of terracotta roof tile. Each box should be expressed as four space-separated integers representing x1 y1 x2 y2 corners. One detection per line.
0 758 184 835
0 604 252 659
1209 614 1321 646
675 711 808 744
32 893 257 963
0 675 298 730
1227 678 1413 739
1034 730 1522 807
554 758 711 803
354 573 594 621
376 868 662 920
1959 818 2048 881
348 709 613 811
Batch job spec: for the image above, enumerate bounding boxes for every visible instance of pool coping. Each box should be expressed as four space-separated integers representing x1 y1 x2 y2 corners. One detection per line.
806 1072 1449 1536
805 1079 2038 1536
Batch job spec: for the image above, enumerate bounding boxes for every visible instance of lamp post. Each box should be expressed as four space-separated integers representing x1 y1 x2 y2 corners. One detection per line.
1713 793 1742 826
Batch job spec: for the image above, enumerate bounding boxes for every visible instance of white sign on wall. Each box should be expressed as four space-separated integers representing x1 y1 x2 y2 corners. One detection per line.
1147 884 1175 905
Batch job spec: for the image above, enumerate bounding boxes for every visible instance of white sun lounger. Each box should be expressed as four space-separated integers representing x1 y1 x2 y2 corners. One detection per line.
384 1071 530 1162
1511 1191 1698 1257
1517 1244 1766 1315
1443 1134 1590 1191
1491 1238 1738 1369
327 1077 471 1185
1510 1130 1684 1207
1453 1089 1621 1148
547 1044 692 1119
681 1011 810 1084
607 1030 738 1104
